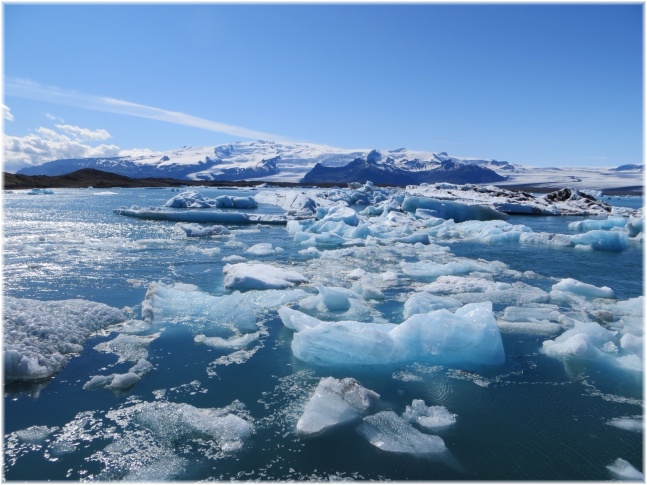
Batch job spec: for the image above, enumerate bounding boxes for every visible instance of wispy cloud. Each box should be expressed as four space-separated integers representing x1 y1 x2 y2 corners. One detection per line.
4 104 14 122
5 78 289 141
55 124 111 141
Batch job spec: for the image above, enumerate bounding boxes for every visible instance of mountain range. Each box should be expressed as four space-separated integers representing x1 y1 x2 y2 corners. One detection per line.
14 140 643 192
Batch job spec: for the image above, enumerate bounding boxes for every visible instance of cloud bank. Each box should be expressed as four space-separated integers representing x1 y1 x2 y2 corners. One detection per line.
3 123 124 172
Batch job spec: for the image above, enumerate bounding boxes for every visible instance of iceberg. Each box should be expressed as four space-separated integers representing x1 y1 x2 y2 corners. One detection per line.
114 206 286 225
401 196 508 222
296 377 380 437
357 411 447 455
282 302 505 367
551 278 615 299
606 458 643 480
178 223 230 237
570 230 629 251
4 297 126 382
223 262 309 290
164 191 258 209
403 292 462 319
568 217 628 232
402 399 457 431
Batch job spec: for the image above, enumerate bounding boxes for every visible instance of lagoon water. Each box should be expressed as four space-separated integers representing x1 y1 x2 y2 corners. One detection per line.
3 187 643 481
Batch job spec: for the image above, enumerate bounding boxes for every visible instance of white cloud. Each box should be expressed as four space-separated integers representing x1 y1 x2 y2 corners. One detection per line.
45 113 65 123
55 124 111 141
3 125 123 173
5 78 289 141
4 104 14 122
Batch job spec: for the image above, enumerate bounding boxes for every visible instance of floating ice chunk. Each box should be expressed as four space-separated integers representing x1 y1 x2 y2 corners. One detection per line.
277 306 323 332
245 243 279 256
178 223 230 237
129 358 153 375
620 333 643 356
15 425 58 444
194 332 261 349
422 276 549 307
285 302 504 367
301 283 355 312
497 304 563 335
27 188 54 195
626 217 643 237
518 232 574 247
213 195 257 209
165 191 212 208
607 417 643 433
541 320 625 365
401 259 505 281
551 278 615 299
254 190 318 216
296 377 380 437
570 230 629 251
351 279 385 300
108 372 140 390
568 217 628 232
4 297 126 382
94 333 159 363
143 281 306 334
615 354 642 372
401 196 508 222
291 319 399 366
114 207 286 225
390 302 505 366
357 411 447 455
315 205 360 226
606 458 643 480
402 399 457 431
133 401 253 452
403 292 462 319
83 375 115 390
223 262 309 290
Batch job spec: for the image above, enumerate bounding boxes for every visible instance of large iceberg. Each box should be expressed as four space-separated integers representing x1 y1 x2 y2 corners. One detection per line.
4 297 126 382
401 196 509 222
296 377 380 437
281 302 505 367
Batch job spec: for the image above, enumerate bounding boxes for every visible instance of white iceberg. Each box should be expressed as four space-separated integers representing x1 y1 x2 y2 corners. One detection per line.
223 262 309 290
296 377 380 437
178 223 231 237
402 399 457 431
282 302 505 367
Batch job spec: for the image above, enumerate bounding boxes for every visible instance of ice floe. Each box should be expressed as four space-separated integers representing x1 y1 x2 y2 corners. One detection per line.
223 262 309 290
296 377 380 437
357 411 447 455
606 458 644 480
4 297 126 382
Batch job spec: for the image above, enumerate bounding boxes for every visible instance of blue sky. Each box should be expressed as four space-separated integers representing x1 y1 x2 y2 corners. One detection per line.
3 3 643 172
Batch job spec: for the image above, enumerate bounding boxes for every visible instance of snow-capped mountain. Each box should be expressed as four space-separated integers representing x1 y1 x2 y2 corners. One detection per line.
15 140 511 184
14 139 643 191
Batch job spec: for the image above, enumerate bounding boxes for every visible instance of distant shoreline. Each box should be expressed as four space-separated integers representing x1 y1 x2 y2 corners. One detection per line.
2 168 643 197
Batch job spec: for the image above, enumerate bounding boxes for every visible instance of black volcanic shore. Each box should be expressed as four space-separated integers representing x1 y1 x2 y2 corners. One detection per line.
2 168 643 196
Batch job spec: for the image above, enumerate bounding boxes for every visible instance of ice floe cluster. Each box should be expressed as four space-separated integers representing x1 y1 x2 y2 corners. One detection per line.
4 297 126 382
296 376 457 461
